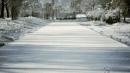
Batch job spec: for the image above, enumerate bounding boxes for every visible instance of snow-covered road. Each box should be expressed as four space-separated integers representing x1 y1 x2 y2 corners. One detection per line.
9 22 127 47
0 22 129 73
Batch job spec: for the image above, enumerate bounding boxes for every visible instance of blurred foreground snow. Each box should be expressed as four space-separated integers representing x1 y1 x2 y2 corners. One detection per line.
0 17 48 46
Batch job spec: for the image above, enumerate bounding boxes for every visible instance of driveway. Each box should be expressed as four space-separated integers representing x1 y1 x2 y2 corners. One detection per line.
0 22 129 73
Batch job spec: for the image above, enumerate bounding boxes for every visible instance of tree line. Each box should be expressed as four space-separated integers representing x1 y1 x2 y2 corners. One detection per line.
70 0 130 23
0 0 129 21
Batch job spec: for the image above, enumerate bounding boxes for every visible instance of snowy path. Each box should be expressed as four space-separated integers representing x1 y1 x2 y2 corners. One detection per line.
9 22 127 47
0 22 129 73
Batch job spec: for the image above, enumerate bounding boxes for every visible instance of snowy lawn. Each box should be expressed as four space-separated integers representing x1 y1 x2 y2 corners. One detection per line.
0 17 49 46
80 21 130 46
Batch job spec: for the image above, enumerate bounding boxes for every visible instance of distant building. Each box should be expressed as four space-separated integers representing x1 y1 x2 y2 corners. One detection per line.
56 13 76 20
76 14 86 18
76 14 87 21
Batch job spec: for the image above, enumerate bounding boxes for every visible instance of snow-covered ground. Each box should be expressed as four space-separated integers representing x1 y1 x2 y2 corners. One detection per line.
80 21 130 46
0 17 49 46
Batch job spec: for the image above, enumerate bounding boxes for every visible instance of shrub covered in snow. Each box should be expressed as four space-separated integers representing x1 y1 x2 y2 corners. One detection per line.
86 8 105 21
86 22 130 46
0 17 48 45
86 8 121 24
104 8 120 24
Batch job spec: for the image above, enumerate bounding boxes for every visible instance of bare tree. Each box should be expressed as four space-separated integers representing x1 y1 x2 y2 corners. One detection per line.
9 0 24 20
5 0 10 18
44 3 53 19
0 0 10 18
71 0 83 14
0 0 5 18
111 0 129 22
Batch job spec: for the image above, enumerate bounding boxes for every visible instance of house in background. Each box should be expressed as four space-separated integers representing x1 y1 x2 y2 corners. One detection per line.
56 13 76 20
76 14 87 21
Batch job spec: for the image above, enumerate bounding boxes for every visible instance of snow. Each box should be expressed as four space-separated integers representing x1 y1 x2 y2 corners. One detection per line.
0 17 49 45
86 8 105 20
105 8 120 19
80 21 130 46
80 21 107 26
76 14 86 18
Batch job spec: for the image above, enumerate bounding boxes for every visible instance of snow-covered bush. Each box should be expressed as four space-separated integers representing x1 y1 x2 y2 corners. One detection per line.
104 8 120 24
87 23 130 46
0 17 48 44
21 0 43 18
86 8 105 21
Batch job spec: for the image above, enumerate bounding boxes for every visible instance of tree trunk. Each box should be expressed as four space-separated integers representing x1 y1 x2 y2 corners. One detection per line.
118 9 121 22
6 4 10 18
124 16 126 22
11 6 19 20
1 0 5 18
10 0 24 20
